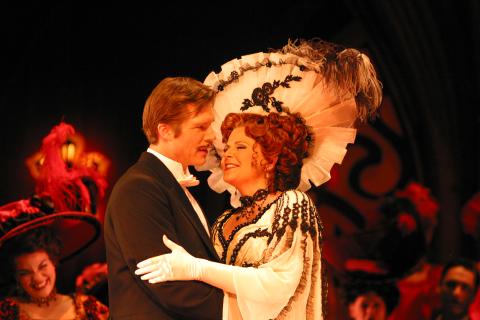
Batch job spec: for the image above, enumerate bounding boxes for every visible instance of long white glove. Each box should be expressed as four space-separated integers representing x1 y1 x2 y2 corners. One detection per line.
136 235 305 308
135 235 239 294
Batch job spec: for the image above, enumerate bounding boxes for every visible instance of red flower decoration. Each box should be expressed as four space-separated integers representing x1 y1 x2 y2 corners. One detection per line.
461 192 480 236
395 182 439 227
397 212 417 235
76 262 108 293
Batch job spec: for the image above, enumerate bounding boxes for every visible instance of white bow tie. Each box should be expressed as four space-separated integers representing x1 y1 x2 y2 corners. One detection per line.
178 174 200 187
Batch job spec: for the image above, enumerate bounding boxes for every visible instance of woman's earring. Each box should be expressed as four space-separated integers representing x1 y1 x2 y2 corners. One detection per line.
265 167 274 187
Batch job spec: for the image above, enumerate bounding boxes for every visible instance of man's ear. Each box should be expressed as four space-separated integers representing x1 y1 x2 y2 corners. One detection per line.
157 123 174 141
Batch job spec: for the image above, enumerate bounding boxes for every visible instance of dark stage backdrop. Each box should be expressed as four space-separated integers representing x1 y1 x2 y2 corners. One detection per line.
1 0 479 314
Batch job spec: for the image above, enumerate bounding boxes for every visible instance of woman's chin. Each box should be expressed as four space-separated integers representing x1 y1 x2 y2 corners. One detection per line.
223 175 237 187
28 283 54 299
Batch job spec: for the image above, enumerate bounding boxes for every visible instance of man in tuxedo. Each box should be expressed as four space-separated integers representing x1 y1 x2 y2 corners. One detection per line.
104 77 224 319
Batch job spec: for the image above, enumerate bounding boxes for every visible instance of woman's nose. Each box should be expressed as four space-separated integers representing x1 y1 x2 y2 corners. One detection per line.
223 148 232 158
31 271 45 283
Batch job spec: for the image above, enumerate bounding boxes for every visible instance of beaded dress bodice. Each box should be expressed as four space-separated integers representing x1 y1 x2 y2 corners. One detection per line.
211 189 324 319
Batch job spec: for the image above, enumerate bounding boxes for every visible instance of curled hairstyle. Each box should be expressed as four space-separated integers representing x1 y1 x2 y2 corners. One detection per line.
221 111 312 193
142 77 215 144
0 227 62 290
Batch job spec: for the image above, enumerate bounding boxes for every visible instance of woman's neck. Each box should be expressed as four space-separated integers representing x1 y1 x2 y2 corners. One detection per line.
237 182 269 197
19 288 58 307
17 293 76 319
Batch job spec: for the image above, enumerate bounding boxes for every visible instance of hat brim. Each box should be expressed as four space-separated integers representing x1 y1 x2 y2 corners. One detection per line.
323 224 426 278
0 211 101 262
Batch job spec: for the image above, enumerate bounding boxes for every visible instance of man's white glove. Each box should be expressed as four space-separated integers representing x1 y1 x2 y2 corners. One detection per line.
135 235 205 282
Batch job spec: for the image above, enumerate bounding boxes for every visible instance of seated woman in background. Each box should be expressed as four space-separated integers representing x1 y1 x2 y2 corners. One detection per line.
0 198 109 320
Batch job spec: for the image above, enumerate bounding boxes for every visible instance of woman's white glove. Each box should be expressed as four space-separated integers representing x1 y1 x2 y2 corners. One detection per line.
135 235 205 282
135 235 263 296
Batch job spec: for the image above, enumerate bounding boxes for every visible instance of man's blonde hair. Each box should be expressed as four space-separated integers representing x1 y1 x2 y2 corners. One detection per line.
142 77 215 143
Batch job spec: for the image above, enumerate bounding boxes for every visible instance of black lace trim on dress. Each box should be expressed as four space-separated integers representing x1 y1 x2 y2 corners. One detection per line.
307 234 322 319
275 192 319 242
267 191 325 319
276 237 310 319
217 192 280 263
233 228 271 266
238 188 268 207
213 209 235 260
213 190 325 319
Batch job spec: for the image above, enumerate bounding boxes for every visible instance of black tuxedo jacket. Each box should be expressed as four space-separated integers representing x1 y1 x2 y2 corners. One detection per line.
104 152 223 319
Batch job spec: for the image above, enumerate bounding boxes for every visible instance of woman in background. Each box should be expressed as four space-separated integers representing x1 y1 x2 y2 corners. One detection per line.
0 199 109 319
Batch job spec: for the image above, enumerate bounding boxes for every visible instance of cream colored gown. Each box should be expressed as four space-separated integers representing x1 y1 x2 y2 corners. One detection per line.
211 190 324 320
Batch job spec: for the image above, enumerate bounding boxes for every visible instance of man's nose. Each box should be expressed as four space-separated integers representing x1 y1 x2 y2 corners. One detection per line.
204 125 215 142
452 285 467 299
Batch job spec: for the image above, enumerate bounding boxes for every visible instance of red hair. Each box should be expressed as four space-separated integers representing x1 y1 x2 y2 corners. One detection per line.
221 111 312 192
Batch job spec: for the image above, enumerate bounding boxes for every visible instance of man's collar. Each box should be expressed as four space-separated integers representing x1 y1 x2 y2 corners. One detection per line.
147 147 188 179
147 148 199 187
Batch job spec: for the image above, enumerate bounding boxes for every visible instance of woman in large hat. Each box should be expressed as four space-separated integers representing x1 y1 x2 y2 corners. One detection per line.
135 38 382 319
0 196 108 319
0 122 109 319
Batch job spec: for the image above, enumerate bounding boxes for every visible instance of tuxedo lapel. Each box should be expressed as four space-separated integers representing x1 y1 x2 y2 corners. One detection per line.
167 187 219 259
138 152 219 260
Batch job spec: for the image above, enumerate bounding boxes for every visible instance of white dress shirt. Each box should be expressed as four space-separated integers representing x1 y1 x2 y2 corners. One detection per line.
147 148 210 235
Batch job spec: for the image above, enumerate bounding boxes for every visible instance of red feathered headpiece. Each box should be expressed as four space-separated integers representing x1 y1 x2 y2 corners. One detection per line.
0 122 110 260
35 122 108 213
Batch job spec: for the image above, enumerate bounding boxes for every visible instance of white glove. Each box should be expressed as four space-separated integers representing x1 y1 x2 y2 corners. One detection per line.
136 235 262 295
135 235 204 282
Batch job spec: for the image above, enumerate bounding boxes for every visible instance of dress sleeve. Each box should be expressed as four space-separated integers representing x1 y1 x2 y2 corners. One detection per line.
76 294 109 320
0 298 19 320
229 190 323 319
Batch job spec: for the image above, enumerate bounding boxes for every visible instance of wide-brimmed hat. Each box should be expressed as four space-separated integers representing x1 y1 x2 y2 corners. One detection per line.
197 38 383 206
324 182 436 278
0 195 101 262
